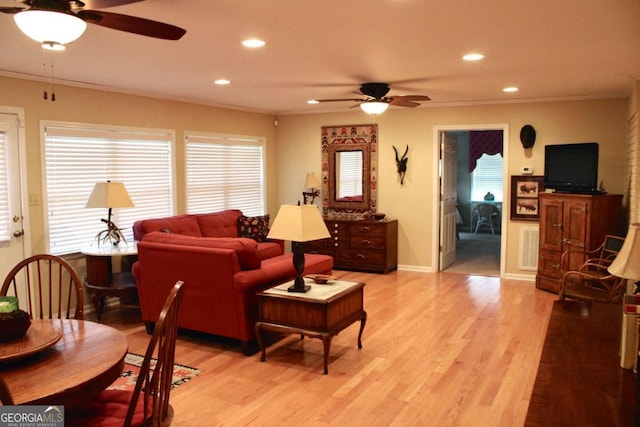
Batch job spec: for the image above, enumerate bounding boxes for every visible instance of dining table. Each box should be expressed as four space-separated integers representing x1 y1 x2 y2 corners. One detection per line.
0 318 128 407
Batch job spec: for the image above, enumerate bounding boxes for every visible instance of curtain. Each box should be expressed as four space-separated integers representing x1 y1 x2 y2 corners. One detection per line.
469 130 503 173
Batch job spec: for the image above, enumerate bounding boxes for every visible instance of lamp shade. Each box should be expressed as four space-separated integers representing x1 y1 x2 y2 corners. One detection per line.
14 10 87 47
267 204 329 243
304 172 321 189
608 222 640 280
85 181 134 209
360 101 389 115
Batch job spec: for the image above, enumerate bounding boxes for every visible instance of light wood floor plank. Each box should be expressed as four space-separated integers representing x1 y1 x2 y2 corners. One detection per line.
106 270 556 426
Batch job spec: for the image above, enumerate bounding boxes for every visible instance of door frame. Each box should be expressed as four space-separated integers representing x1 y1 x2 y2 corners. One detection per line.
0 106 31 262
431 124 509 277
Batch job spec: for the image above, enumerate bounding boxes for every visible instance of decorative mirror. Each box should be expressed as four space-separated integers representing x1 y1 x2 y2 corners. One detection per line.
321 124 378 216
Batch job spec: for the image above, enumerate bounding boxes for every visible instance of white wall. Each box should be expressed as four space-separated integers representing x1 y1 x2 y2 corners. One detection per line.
275 98 629 277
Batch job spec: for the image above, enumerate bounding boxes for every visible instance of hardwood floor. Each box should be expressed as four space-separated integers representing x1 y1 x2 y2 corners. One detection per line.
104 270 556 426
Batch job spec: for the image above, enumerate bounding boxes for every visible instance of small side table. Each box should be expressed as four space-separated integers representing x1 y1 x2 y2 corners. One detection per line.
81 243 138 322
255 279 366 374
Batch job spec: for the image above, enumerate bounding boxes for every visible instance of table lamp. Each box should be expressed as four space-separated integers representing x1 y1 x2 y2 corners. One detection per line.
608 222 640 294
267 204 330 292
302 172 321 205
85 181 134 246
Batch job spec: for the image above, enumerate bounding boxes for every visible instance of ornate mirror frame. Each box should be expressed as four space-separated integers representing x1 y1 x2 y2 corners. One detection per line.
321 124 378 217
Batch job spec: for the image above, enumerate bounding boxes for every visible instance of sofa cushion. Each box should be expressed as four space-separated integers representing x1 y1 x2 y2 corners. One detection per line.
196 210 243 238
142 231 261 270
134 214 202 240
238 214 270 241
234 253 333 292
256 241 283 260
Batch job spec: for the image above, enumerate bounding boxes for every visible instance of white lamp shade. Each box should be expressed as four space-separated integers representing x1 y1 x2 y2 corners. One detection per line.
85 181 134 209
14 10 87 45
304 172 321 189
360 101 389 115
608 222 640 280
267 204 330 242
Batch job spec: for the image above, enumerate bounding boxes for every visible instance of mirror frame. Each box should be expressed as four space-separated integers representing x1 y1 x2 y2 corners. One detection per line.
321 124 378 216
328 144 370 210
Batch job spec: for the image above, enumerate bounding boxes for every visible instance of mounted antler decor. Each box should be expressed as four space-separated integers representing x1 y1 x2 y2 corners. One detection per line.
393 145 409 185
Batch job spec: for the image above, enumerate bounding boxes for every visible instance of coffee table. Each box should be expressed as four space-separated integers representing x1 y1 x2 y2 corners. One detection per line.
255 279 366 374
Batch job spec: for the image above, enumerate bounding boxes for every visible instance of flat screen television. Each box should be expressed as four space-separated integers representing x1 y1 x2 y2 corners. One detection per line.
544 142 599 194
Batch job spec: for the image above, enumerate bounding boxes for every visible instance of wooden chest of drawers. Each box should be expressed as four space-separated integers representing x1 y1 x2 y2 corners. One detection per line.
302 219 398 273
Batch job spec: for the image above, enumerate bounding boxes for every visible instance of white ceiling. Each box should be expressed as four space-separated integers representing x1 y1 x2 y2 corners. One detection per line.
1 0 639 115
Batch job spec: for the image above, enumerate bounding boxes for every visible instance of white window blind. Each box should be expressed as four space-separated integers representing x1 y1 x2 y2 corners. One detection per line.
185 133 265 216
43 123 174 255
0 130 9 241
471 153 504 201
337 151 363 199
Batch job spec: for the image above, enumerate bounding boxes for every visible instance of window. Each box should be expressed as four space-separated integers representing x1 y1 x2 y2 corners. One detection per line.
471 153 503 201
43 122 174 255
185 133 265 215
0 129 9 241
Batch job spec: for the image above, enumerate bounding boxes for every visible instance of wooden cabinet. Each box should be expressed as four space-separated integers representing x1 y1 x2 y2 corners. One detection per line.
302 219 398 273
536 193 623 293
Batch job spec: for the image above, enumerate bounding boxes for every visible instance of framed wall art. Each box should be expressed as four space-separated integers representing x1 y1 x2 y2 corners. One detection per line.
510 175 544 220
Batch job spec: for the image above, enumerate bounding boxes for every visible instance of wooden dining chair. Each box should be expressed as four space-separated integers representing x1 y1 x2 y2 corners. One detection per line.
66 281 185 427
0 377 14 405
1 254 84 320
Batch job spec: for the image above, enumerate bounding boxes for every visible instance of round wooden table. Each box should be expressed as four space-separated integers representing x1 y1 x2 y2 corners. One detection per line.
0 319 128 407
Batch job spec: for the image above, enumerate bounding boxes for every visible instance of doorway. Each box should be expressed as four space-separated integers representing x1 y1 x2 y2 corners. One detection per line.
433 125 508 277
0 108 29 280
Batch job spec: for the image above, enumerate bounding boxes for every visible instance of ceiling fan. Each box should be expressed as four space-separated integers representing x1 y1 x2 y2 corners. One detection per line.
311 82 431 114
0 0 186 50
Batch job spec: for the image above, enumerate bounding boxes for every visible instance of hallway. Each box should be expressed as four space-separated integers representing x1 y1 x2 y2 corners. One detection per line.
445 231 501 276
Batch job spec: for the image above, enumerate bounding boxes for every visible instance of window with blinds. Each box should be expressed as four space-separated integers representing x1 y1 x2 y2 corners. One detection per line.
0 130 9 241
337 151 363 199
42 122 174 255
185 133 265 216
471 153 504 201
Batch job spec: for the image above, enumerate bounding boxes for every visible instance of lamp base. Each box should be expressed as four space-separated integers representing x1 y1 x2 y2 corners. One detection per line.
288 283 311 293
289 243 310 292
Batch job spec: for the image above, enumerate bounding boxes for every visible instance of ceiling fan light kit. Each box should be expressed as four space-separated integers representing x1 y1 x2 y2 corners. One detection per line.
14 10 87 48
360 101 389 115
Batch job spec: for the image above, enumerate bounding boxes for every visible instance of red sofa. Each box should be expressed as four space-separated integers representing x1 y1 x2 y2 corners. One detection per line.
131 210 333 354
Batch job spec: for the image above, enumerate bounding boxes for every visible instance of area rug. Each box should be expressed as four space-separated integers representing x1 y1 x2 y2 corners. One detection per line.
107 352 200 391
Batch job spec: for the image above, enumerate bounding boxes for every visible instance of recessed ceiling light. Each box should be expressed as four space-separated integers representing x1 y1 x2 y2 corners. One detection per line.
214 79 231 85
503 86 519 93
307 100 319 104
463 53 484 61
241 39 265 48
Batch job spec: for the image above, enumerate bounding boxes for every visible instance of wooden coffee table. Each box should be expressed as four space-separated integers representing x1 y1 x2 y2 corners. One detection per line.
255 279 366 374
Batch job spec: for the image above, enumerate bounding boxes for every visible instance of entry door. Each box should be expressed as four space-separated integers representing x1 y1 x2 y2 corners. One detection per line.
0 113 26 280
439 132 458 269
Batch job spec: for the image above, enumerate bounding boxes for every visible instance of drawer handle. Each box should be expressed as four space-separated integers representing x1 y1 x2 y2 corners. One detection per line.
361 226 370 231
334 243 339 247
361 239 371 245
552 264 560 270
553 223 563 228
356 253 365 259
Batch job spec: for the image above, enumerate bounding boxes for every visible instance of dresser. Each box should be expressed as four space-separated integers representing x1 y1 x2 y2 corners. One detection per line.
302 218 398 273
535 193 623 293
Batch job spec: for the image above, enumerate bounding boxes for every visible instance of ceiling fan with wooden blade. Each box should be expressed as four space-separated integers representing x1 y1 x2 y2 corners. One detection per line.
312 82 430 112
0 0 186 43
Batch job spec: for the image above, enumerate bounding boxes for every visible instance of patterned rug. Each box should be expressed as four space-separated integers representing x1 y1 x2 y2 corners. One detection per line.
107 352 200 391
